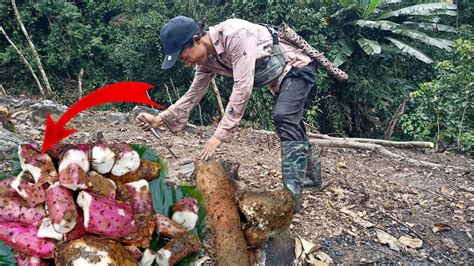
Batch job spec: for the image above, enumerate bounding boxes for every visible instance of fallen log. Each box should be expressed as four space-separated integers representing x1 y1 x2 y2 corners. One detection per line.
195 160 250 266
310 139 469 171
308 133 434 149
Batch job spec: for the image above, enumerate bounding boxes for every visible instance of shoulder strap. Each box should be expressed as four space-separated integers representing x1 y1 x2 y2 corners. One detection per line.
259 23 279 46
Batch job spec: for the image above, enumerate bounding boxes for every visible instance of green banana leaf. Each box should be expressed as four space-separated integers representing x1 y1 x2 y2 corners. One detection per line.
402 22 457 33
357 37 382 55
0 242 15 266
385 37 433 63
1 144 206 266
376 3 457 19
362 0 380 18
350 19 453 51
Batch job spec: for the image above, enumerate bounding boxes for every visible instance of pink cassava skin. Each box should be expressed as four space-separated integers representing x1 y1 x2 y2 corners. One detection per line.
18 144 58 184
63 209 88 242
58 163 88 191
0 176 17 197
172 197 198 213
125 180 153 214
16 253 48 266
45 183 78 234
0 197 46 226
124 245 143 261
12 172 46 208
0 222 55 258
77 191 135 238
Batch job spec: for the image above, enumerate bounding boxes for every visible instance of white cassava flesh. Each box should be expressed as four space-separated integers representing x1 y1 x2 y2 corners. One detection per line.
140 248 157 266
155 249 172 266
77 192 92 228
37 217 63 240
91 145 116 174
59 149 89 173
111 145 140 176
171 211 198 231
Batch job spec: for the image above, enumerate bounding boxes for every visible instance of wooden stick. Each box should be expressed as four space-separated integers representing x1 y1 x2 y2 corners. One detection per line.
0 26 45 98
211 77 225 116
12 0 53 98
77 68 84 100
197 103 203 126
170 78 180 98
164 84 174 104
195 160 250 266
0 84 6 96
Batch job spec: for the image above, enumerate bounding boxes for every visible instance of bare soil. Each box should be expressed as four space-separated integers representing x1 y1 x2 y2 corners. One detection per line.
1 96 473 264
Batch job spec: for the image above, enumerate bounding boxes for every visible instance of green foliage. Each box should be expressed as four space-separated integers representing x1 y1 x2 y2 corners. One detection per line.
329 1 457 64
401 38 473 154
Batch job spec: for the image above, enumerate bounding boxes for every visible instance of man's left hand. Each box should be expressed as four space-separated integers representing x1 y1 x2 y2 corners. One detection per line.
200 136 222 160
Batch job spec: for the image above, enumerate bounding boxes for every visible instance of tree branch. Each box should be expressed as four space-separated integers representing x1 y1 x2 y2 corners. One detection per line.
384 96 409 140
0 26 46 98
11 0 53 98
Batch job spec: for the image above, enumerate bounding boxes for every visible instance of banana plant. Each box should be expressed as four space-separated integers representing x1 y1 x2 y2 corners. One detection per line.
328 0 457 65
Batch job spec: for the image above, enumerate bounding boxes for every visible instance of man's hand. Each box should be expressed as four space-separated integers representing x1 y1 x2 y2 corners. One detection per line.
135 112 163 131
200 136 222 160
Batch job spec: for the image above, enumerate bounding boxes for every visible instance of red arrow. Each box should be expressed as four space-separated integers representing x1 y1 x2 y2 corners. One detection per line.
41 81 164 153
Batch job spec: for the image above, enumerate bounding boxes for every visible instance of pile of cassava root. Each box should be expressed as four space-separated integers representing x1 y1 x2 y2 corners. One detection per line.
0 143 201 265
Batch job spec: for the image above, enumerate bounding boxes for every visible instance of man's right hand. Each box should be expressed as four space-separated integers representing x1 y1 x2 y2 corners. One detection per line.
135 112 164 131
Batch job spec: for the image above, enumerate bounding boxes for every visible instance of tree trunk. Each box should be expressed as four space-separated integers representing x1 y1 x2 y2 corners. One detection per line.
385 96 408 140
211 77 225 116
0 27 45 98
11 0 53 98
195 160 250 266
77 68 84 100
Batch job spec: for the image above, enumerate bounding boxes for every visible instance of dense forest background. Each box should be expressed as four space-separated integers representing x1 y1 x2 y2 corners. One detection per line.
0 0 472 154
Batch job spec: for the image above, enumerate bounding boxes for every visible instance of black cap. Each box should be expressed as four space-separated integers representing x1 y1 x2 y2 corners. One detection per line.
160 16 199 70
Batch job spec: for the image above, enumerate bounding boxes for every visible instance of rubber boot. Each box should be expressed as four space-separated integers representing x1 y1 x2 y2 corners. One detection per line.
281 141 309 211
304 142 322 191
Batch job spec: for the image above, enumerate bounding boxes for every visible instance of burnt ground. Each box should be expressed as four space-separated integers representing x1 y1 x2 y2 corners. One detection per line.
1 96 473 264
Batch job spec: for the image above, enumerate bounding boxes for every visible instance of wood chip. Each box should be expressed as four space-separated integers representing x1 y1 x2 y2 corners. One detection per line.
432 223 451 233
398 235 423 249
376 229 402 251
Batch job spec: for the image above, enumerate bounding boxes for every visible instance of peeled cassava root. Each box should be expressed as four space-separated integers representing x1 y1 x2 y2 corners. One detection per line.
195 160 250 266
